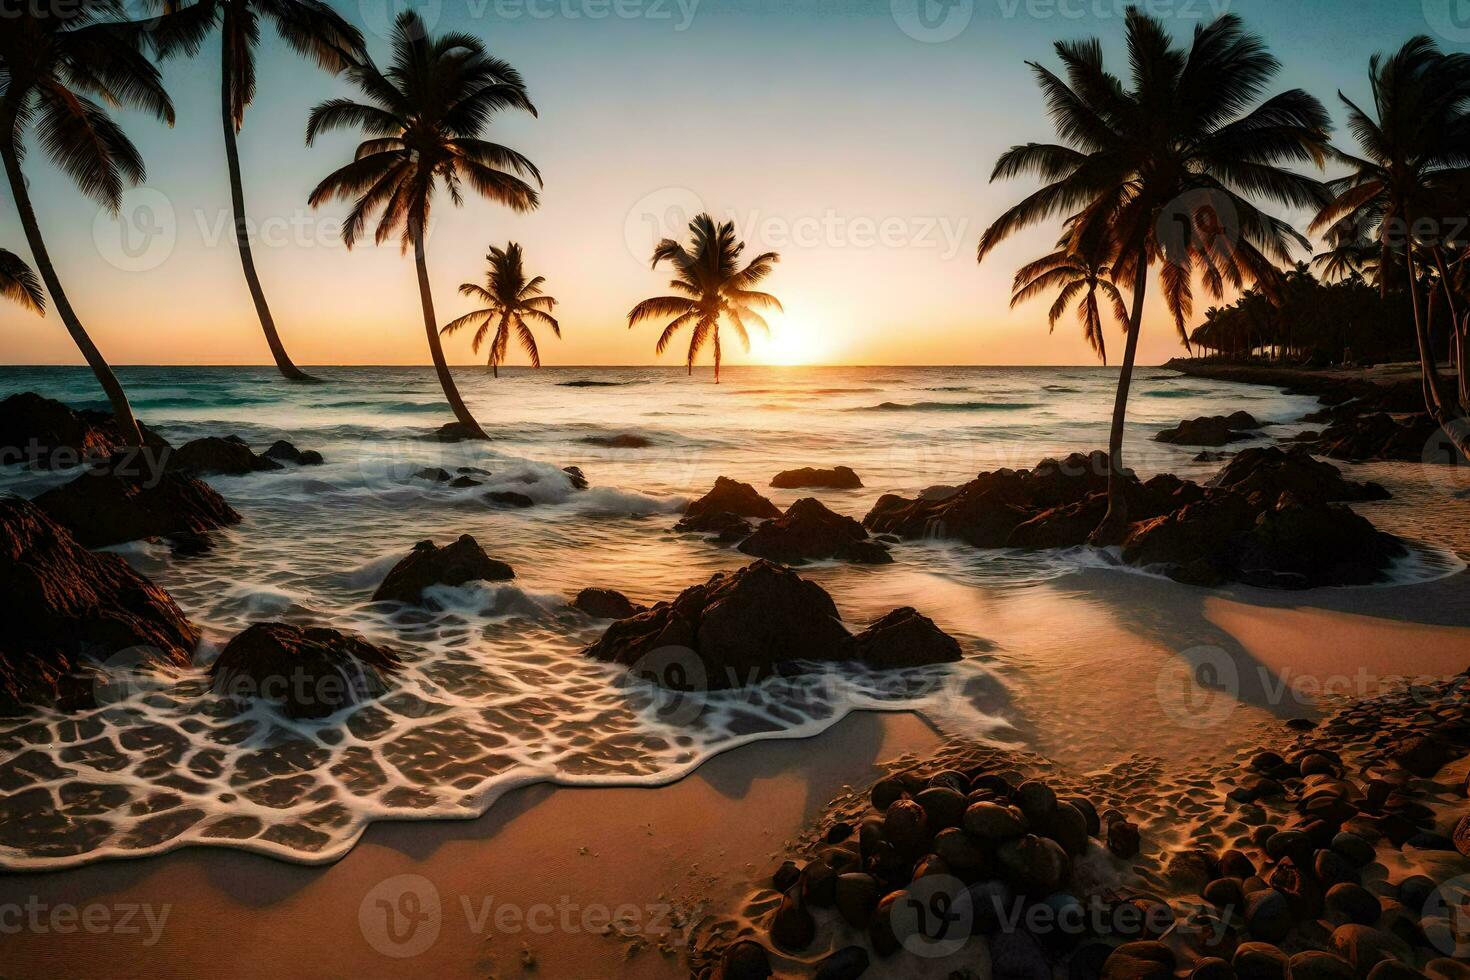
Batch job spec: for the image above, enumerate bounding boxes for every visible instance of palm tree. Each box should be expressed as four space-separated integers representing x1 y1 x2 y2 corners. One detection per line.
628 213 781 383
0 0 176 446
978 9 1331 540
146 0 364 382
305 11 541 440
440 242 560 377
0 250 44 315
1009 233 1129 364
1311 37 1470 458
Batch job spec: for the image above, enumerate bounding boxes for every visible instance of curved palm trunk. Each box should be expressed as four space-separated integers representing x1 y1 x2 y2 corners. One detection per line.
713 328 721 384
1431 249 1467 409
412 220 488 439
1092 246 1150 546
1407 248 1470 461
221 26 316 382
1 101 142 448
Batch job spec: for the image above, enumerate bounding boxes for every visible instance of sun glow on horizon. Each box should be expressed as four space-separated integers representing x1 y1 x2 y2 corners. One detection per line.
749 314 833 366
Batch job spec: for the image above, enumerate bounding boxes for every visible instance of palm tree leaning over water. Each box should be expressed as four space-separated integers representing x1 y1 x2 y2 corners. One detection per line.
146 0 365 382
306 11 541 439
1311 37 1470 461
0 0 177 446
978 9 1331 541
440 242 560 377
1010 228 1128 365
629 213 781 383
0 251 45 315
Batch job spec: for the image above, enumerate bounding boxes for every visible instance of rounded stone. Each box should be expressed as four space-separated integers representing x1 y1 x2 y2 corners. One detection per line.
1289 951 1356 980
1233 942 1289 980
1244 889 1292 943
1324 882 1380 925
964 801 1028 840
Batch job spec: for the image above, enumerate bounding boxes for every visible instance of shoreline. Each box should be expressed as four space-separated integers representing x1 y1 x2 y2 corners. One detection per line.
1160 357 1438 400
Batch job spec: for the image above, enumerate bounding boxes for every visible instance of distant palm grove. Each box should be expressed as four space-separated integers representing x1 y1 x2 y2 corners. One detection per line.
1 2 1469 481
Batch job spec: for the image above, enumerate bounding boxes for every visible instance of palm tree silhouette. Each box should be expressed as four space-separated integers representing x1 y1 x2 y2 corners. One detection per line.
978 10 1330 540
0 250 44 315
628 213 781 383
0 0 176 446
1311 37 1470 458
147 0 364 382
306 11 541 440
1010 232 1128 364
440 242 560 377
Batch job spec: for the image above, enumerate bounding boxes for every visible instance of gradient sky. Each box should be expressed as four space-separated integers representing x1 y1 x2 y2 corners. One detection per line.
0 0 1456 367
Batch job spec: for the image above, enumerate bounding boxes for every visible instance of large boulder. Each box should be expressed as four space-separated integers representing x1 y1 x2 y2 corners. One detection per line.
1317 413 1445 464
428 421 486 442
168 435 282 477
1121 491 1259 585
682 477 781 521
370 535 514 605
843 607 961 669
583 560 959 688
209 622 401 719
262 440 324 466
571 588 647 619
0 496 198 710
1211 447 1389 504
1234 492 1405 588
1156 412 1261 446
0 392 170 470
770 466 863 489
738 498 892 565
34 460 241 548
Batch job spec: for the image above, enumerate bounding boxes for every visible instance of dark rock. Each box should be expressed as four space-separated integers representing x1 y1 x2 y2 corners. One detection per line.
813 946 870 980
448 475 481 488
485 491 534 508
1318 413 1444 464
169 436 283 476
1329 924 1413 978
0 392 170 469
992 928 1052 980
883 798 931 859
1065 796 1101 837
1121 490 1258 577
770 466 863 489
1212 447 1389 504
1244 889 1292 943
1454 814 1470 856
209 622 401 720
1393 736 1455 778
996 833 1070 895
868 890 904 958
872 777 906 812
1157 413 1262 446
570 588 647 620
1220 848 1258 878
717 940 771 980
915 786 967 831
676 510 753 539
801 858 838 907
1331 832 1376 868
1015 780 1058 823
1233 942 1289 980
770 887 814 952
1290 952 1357 980
1315 848 1359 887
370 535 514 605
1368 963 1428 980
934 826 987 876
0 496 198 710
772 860 800 892
683 477 781 520
1204 877 1246 911
1267 858 1323 919
562 466 588 490
1107 818 1141 859
843 607 962 669
581 434 652 449
964 802 1028 840
262 440 323 466
1326 883 1381 925
581 561 848 689
833 872 880 928
429 421 485 442
413 467 452 483
35 462 241 548
737 497 892 565
1102 941 1175 980
1193 957 1236 980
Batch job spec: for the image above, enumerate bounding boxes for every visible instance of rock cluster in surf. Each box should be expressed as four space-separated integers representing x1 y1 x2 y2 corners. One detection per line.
370 534 515 605
1156 411 1263 446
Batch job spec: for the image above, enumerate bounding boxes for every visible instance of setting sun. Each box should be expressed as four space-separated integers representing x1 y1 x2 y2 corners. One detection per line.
752 315 830 366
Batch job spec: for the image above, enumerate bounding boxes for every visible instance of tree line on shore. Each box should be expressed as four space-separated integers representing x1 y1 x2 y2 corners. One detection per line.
2 2 1468 525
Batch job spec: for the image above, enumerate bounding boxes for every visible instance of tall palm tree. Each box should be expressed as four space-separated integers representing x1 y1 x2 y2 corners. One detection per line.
0 0 176 446
0 250 45 315
628 213 781 383
1009 233 1129 364
305 10 541 440
147 0 365 382
1311 37 1470 458
978 10 1331 540
440 242 560 377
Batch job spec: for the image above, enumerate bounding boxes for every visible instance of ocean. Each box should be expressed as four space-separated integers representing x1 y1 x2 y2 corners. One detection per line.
0 364 1463 870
